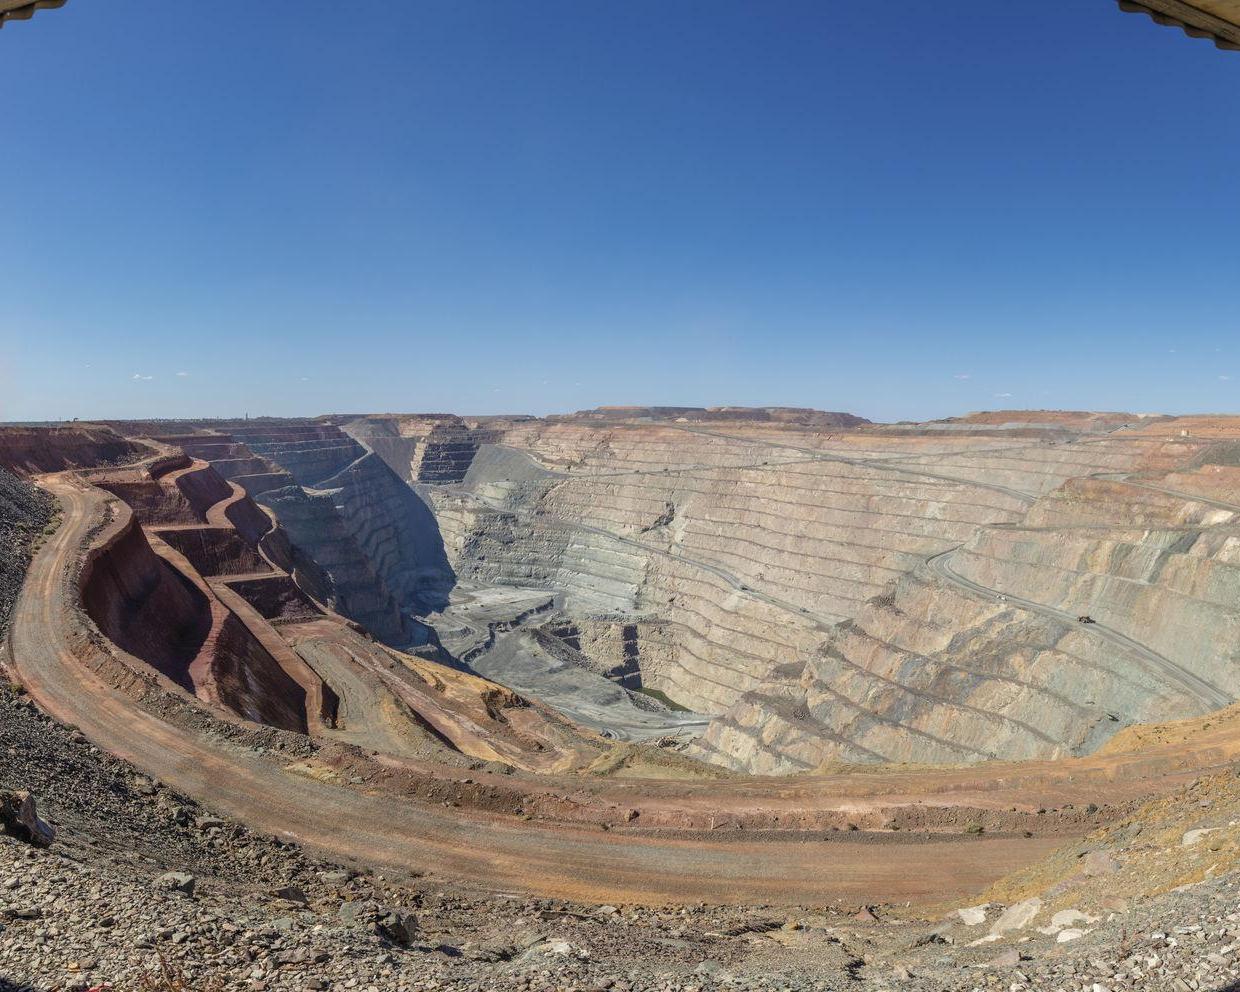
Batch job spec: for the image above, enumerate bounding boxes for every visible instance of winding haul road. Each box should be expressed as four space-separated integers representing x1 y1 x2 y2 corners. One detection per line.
8 472 1068 907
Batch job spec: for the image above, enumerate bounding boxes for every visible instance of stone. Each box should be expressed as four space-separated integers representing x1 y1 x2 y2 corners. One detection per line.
957 903 989 926
0 792 55 847
987 948 1022 968
1182 828 1218 847
1050 909 1097 929
1082 850 1118 876
1057 928 1087 943
990 898 1042 935
154 872 196 897
375 909 419 946
339 900 377 926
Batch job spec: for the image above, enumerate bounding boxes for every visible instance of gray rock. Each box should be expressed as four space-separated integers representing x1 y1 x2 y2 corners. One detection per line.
988 948 1022 968
154 872 196 897
990 898 1042 934
375 909 419 946
339 900 377 926
0 791 55 847
1082 850 1118 876
956 903 989 926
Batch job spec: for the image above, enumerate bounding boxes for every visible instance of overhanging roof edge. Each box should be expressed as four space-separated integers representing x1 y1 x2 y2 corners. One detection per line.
0 0 68 30
1118 0 1240 50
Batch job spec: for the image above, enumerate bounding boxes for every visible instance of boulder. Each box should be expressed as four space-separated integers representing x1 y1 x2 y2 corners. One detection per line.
154 872 196 897
957 903 989 926
987 948 1023 968
1050 909 1097 929
0 792 55 847
338 900 377 926
989 898 1041 935
375 909 419 946
1081 850 1117 876
1182 827 1218 847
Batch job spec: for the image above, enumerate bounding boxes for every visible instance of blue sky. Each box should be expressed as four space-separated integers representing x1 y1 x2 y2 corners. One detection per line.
1 1 1237 423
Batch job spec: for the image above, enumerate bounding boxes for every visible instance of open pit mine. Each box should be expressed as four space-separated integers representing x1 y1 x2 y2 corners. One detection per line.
8 407 1240 989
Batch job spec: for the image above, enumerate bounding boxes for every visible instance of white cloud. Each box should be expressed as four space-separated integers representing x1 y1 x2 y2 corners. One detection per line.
1220 375 1232 381
131 373 153 381
176 371 190 377
953 373 970 380
299 376 310 381
994 392 1013 398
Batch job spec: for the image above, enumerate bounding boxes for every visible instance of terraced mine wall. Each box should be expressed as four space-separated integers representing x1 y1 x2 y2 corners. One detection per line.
253 483 414 645
425 423 1043 716
343 415 496 484
96 415 1240 774
154 424 455 648
81 519 211 691
223 575 320 623
81 516 315 735
156 527 271 578
390 418 1240 771
79 456 337 736
692 441 1240 772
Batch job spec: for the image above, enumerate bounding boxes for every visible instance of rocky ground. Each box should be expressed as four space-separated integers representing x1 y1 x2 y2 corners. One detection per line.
1 668 1239 992
0 467 54 641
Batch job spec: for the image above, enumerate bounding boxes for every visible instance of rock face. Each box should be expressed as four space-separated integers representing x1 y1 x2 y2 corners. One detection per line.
692 437 1240 771
428 421 1043 724
551 406 872 429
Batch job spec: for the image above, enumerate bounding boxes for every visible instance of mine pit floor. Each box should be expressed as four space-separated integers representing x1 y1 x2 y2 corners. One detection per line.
425 581 709 742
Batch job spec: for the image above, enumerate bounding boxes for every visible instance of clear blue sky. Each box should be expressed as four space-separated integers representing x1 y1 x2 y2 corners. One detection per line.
1 1 1237 423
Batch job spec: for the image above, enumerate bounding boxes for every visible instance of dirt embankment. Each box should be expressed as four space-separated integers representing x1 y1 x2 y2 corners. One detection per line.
0 425 148 476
